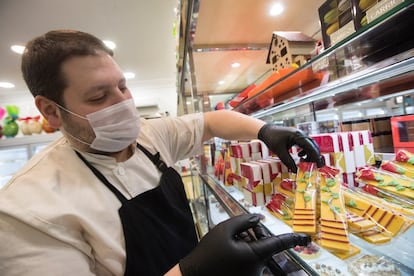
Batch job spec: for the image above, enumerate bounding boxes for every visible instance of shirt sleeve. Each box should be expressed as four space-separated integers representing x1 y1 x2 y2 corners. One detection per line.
0 213 97 276
139 113 205 165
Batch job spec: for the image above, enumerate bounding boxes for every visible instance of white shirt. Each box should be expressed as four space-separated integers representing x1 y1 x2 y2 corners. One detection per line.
0 113 204 276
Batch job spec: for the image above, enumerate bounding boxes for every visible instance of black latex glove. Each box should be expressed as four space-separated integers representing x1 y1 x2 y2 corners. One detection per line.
258 123 324 173
179 214 311 276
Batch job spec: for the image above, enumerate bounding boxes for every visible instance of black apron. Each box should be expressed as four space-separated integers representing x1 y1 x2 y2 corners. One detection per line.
76 143 198 275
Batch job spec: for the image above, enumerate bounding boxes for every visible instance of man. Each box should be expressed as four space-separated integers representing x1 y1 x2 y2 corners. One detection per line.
0 30 323 276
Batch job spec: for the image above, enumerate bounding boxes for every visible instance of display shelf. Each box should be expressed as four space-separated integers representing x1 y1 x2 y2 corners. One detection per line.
0 132 61 149
233 2 414 118
199 172 414 276
0 132 61 188
196 173 318 275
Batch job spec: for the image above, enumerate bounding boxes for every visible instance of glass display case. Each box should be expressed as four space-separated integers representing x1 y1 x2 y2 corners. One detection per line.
0 132 61 188
192 169 414 275
190 167 317 275
188 3 414 275
233 1 414 123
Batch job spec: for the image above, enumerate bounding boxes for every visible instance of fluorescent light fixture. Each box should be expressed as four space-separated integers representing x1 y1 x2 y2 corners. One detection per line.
231 62 240 68
103 40 116 50
0 82 15 88
270 3 284 16
124 72 135 79
11 45 25 54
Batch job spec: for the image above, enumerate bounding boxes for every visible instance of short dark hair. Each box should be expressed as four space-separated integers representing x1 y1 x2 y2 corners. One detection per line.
21 30 114 105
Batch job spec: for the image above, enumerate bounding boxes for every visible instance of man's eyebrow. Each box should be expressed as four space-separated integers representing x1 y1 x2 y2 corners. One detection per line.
84 78 127 94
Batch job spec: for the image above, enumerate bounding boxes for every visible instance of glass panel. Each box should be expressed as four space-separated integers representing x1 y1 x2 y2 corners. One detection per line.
0 147 28 188
233 3 414 117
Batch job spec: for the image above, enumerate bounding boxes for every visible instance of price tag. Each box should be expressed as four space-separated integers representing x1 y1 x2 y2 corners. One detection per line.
367 0 404 24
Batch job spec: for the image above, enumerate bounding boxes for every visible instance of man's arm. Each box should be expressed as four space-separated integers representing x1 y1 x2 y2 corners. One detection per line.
202 109 324 173
202 110 265 142
0 214 96 276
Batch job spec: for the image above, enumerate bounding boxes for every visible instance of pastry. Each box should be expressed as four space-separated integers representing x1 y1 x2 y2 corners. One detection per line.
395 149 414 165
265 193 294 226
319 166 350 252
344 188 407 237
361 184 414 216
292 243 320 259
356 166 414 200
293 162 318 234
312 263 344 276
348 254 400 276
346 212 376 232
356 228 391 244
381 160 414 179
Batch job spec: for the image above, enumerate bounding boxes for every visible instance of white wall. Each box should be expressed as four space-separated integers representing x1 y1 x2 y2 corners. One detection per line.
0 79 178 119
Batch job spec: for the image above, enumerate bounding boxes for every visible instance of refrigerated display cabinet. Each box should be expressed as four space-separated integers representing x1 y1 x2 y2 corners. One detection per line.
0 132 61 188
189 167 318 276
189 162 414 276
186 2 414 275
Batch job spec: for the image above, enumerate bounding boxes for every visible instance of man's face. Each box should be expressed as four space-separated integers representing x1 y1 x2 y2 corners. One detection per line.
58 52 133 151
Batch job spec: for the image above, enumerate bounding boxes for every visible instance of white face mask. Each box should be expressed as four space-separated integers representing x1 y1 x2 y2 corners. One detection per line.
57 98 140 152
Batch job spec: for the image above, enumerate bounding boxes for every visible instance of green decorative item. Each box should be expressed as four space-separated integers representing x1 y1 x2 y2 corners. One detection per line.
0 107 5 138
3 117 19 138
2 105 20 138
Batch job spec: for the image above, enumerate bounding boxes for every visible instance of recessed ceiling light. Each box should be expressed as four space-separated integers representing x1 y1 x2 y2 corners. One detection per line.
270 3 284 16
11 45 25 54
0 82 15 88
231 62 241 68
124 72 135 79
103 40 116 50
218 80 225 85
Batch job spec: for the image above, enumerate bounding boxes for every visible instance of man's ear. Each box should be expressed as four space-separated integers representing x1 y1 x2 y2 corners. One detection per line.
35 96 62 128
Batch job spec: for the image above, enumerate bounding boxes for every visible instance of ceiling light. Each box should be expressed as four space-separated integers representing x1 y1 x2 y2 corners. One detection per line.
231 62 240 68
103 40 116 50
124 72 135 79
270 3 284 16
0 82 15 88
218 80 225 85
11 45 25 54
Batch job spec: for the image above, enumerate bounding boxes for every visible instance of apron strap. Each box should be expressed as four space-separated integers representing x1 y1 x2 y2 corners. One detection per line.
74 143 168 203
136 143 168 173
75 151 128 203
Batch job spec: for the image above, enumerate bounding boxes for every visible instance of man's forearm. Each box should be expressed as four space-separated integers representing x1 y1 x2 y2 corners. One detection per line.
202 110 265 142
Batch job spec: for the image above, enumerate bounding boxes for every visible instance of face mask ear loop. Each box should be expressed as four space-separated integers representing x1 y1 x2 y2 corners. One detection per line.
54 103 87 120
60 127 92 147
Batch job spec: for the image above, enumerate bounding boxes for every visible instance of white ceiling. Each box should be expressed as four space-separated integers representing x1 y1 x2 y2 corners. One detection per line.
0 0 326 117
182 0 325 110
0 0 178 116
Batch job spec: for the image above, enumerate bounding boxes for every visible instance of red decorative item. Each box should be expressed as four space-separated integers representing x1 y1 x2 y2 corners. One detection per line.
357 167 382 182
362 184 379 196
395 150 414 164
319 165 340 178
266 193 286 213
280 179 295 192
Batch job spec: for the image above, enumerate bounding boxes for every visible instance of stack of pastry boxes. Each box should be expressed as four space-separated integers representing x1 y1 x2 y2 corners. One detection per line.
228 140 295 206
310 130 375 187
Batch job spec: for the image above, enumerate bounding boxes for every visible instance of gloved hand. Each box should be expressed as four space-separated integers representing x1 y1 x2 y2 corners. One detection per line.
179 214 311 276
258 124 324 173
